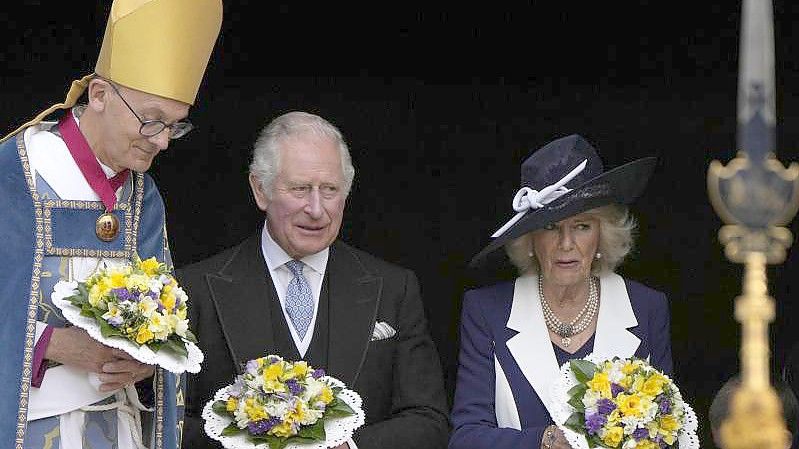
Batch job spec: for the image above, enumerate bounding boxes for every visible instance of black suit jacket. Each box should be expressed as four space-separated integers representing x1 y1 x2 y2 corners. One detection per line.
179 232 449 449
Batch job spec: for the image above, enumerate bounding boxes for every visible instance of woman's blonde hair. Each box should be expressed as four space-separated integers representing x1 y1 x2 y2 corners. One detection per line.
504 204 636 275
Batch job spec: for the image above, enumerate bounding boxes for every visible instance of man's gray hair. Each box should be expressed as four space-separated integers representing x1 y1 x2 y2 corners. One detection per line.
249 111 356 197
504 204 636 275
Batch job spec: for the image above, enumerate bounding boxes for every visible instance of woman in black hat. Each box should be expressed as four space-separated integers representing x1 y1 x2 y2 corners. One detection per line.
449 134 673 449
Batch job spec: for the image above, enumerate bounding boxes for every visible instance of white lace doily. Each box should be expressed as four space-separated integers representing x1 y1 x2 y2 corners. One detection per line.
550 353 699 449
202 376 366 449
51 280 204 374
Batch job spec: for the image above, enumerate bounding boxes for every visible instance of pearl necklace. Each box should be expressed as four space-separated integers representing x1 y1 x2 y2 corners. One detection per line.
538 275 599 348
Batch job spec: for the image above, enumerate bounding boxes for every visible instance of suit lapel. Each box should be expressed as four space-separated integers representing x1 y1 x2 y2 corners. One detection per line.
593 272 640 360
206 233 278 371
326 242 382 386
505 274 561 419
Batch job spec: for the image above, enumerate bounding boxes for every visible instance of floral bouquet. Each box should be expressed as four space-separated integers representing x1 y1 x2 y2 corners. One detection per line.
202 355 365 449
51 256 204 374
550 355 698 449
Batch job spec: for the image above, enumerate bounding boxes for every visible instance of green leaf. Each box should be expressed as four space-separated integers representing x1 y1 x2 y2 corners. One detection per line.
570 359 597 384
77 283 90 298
325 400 355 419
567 383 588 399
297 419 326 440
221 423 243 436
212 400 229 415
162 337 188 358
67 294 87 307
567 394 585 412
98 319 124 338
564 412 584 433
183 329 198 344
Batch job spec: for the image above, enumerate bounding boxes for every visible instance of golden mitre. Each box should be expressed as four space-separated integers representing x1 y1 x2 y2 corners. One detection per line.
3 0 222 140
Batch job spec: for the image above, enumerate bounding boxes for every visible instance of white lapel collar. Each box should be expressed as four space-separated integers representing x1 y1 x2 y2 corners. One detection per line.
505 274 561 419
593 272 641 360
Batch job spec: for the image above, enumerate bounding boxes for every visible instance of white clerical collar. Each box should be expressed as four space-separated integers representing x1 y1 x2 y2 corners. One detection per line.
260 223 329 276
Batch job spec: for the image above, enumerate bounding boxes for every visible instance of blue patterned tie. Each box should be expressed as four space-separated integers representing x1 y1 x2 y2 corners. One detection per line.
284 260 314 339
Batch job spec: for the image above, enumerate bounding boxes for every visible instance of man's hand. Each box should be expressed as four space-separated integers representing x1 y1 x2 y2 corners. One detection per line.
45 327 154 391
97 350 155 392
331 444 350 449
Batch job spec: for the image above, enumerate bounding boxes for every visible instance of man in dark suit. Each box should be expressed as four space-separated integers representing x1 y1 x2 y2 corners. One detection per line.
180 111 449 449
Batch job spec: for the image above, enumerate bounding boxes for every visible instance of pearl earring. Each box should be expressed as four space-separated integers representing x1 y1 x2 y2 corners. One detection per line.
595 252 602 259
528 251 534 258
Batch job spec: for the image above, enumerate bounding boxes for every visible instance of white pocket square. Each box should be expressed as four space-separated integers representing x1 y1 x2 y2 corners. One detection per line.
371 321 397 341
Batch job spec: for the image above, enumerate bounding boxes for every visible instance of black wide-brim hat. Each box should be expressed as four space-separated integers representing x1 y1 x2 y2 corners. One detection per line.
470 134 657 267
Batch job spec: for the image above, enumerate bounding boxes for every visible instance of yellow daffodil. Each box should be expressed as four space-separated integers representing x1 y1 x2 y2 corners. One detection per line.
659 415 680 432
109 271 127 288
642 373 667 397
135 325 154 344
618 393 644 417
126 273 151 291
226 398 239 412
318 386 334 405
621 361 637 375
289 361 309 379
244 398 267 421
587 372 612 398
270 421 295 438
139 257 162 276
601 426 624 447
636 440 658 449
264 362 284 381
161 292 176 312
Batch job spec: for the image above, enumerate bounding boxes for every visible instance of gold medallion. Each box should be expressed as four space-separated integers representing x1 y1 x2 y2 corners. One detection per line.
96 212 120 242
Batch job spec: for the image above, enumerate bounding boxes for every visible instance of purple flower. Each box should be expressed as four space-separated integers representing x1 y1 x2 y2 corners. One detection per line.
247 417 281 435
312 368 325 379
659 398 671 414
610 383 625 398
105 315 124 327
285 379 303 396
633 427 649 441
112 288 134 302
228 377 244 397
268 356 281 364
597 398 616 415
584 413 606 435
245 360 260 375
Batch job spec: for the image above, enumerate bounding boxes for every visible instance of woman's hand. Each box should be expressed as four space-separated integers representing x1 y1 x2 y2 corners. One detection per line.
542 425 573 449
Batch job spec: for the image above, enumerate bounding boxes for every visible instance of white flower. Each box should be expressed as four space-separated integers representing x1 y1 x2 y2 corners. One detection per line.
233 401 250 428
148 312 171 340
297 407 323 425
582 389 601 412
167 314 189 337
264 397 291 419
138 298 159 318
173 285 188 304
148 278 164 294
622 439 638 449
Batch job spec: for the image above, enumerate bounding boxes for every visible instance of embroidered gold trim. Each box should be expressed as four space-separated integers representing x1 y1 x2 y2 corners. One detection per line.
156 368 164 449
15 133 44 449
40 174 144 258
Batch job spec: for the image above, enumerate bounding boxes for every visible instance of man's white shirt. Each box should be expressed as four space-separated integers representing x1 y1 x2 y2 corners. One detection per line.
259 224 328 358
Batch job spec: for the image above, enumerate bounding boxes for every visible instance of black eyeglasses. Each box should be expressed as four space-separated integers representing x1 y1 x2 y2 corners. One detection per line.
107 81 194 139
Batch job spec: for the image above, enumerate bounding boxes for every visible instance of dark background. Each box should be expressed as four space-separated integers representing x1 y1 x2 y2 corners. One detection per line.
3 2 799 446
